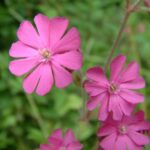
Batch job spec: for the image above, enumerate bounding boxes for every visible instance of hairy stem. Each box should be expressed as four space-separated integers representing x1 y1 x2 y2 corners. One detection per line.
104 0 142 71
126 0 130 8
104 11 130 71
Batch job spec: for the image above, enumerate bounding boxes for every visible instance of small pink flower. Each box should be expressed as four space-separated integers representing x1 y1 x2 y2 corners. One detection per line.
9 14 82 95
98 111 150 150
84 54 145 120
40 129 83 150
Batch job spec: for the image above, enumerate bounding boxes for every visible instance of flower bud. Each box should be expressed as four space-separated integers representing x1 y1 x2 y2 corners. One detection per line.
144 0 150 7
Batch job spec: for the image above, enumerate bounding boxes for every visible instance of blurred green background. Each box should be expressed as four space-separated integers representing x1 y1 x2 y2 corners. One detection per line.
0 0 150 149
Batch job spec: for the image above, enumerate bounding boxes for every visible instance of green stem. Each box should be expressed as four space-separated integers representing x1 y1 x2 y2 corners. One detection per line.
26 94 47 139
133 0 142 7
126 0 130 8
104 0 142 71
8 8 24 22
104 11 130 71
78 70 88 120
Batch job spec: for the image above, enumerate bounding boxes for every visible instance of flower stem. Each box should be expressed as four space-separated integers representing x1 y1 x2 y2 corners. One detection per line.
104 11 130 71
104 0 142 71
78 70 88 121
26 94 47 139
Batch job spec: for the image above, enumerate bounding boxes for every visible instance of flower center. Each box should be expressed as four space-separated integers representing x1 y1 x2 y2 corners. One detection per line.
119 125 127 134
109 83 119 94
110 84 117 92
39 48 51 60
42 51 50 59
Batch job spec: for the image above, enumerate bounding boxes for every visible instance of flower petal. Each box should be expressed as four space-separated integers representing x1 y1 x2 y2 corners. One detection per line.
64 129 76 145
9 57 39 76
52 61 72 88
120 61 140 82
114 135 126 150
49 129 63 140
52 27 80 54
36 63 53 95
40 144 52 150
86 67 108 87
48 129 62 147
118 97 134 116
49 17 69 48
122 111 145 125
23 64 42 94
115 135 142 150
98 125 116 137
134 111 145 121
128 131 150 145
98 94 109 121
84 81 107 96
125 137 142 150
9 41 38 58
119 89 144 104
110 54 126 81
87 93 106 111
34 13 50 47
17 21 42 48
48 137 62 147
100 133 117 150
120 77 145 90
112 104 123 121
23 63 53 95
53 51 82 70
109 95 123 120
129 121 150 132
67 141 83 150
118 135 143 150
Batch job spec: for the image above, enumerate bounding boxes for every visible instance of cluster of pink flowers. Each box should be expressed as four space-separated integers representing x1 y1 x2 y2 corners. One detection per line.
9 14 150 150
84 55 150 149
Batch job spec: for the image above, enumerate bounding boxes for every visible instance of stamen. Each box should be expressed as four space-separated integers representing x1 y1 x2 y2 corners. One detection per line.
119 125 127 134
42 50 50 59
39 48 51 60
109 83 119 94
110 84 117 92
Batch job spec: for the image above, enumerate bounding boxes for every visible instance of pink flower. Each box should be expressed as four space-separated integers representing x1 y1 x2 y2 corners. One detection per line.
98 111 150 150
84 54 145 120
9 14 82 95
40 129 83 150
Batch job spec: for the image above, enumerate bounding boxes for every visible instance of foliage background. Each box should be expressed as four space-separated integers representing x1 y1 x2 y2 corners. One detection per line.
0 0 150 149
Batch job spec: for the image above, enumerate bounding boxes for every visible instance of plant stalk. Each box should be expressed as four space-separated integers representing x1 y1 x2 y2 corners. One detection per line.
104 0 142 71
26 94 47 139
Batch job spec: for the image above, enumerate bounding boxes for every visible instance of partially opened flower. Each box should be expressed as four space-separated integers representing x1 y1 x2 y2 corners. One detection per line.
98 111 150 150
9 14 82 95
84 54 145 120
40 129 83 150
